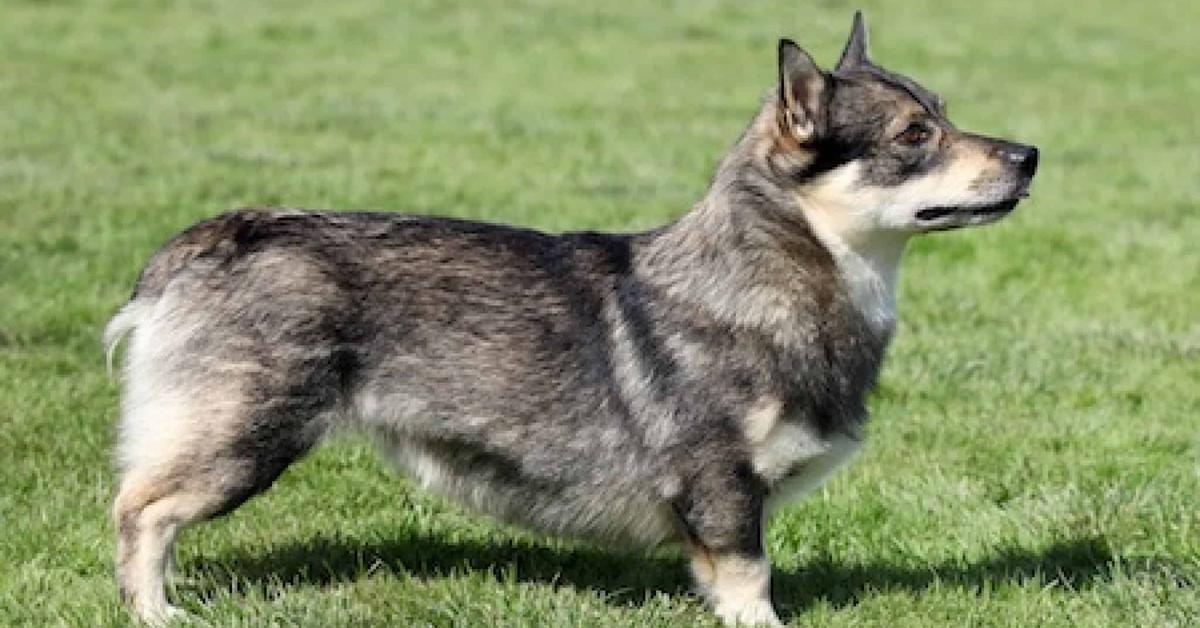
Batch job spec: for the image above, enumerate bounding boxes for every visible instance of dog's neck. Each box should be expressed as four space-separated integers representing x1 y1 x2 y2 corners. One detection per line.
638 184 899 349
792 186 910 336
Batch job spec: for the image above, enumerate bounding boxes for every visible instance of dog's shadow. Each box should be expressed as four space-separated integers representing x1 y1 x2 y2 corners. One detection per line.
191 533 692 607
190 531 1132 620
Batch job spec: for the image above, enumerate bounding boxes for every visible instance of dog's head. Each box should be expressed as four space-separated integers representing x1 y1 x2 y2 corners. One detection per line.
765 12 1038 237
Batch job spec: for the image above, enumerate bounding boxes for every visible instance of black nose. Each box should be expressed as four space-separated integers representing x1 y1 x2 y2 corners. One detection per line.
1001 144 1039 177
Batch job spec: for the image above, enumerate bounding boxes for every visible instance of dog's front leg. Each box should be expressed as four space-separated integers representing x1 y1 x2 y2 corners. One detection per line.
676 465 781 626
692 548 780 626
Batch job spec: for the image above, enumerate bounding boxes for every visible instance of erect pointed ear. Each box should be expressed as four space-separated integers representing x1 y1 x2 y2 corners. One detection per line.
778 39 827 143
835 11 871 71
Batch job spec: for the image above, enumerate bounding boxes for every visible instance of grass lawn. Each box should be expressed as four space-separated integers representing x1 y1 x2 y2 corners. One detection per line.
2 0 1197 625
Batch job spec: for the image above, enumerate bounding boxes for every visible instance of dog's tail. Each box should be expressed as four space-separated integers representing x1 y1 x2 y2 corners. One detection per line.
103 298 154 377
103 210 269 376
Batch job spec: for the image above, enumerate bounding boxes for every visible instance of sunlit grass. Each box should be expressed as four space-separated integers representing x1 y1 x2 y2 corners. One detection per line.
1 1 1197 625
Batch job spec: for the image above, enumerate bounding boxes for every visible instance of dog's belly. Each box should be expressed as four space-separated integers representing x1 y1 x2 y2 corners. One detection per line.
375 432 678 546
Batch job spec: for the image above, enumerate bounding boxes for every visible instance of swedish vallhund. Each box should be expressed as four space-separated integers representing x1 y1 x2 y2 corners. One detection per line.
105 12 1038 626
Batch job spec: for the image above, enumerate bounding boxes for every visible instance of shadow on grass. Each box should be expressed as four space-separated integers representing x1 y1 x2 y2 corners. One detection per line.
193 533 691 606
191 532 1131 618
773 537 1118 620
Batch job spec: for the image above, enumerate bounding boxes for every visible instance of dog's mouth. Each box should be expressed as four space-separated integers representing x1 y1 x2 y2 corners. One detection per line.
915 198 1022 230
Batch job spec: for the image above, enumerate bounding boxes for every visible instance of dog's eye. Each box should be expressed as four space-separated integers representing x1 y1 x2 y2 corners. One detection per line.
896 123 932 146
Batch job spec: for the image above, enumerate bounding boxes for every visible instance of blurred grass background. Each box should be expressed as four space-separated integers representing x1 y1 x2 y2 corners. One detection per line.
1 1 1197 625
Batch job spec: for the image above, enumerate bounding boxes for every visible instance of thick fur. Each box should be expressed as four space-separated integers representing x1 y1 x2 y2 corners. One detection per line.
106 12 1037 626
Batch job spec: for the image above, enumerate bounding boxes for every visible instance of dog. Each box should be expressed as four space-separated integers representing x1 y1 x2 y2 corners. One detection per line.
104 12 1037 626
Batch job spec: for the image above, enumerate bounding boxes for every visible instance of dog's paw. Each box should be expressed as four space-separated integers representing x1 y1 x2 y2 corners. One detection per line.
135 603 189 626
714 599 783 626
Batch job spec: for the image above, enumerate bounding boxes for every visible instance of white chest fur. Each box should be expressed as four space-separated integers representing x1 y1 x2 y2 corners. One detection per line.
829 242 900 336
745 400 863 513
762 430 861 514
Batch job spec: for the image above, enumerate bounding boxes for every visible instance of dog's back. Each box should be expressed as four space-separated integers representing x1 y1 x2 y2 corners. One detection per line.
107 209 691 620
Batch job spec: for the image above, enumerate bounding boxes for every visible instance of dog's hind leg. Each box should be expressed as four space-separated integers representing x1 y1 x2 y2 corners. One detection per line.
675 464 781 627
114 470 213 625
113 386 324 625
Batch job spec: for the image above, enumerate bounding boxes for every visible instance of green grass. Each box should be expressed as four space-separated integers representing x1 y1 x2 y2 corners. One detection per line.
2 0 1198 625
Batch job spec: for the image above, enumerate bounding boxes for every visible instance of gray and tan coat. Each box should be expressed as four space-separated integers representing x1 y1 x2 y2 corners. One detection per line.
105 12 1037 626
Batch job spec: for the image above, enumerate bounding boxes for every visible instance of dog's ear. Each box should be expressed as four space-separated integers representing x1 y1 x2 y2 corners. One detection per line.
778 39 827 144
835 11 871 70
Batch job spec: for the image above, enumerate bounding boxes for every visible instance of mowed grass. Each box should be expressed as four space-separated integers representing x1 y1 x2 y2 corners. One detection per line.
2 0 1198 625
